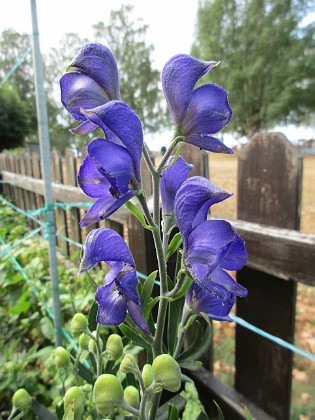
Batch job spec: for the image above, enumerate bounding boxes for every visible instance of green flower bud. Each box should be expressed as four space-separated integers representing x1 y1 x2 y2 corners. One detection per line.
93 374 123 416
124 386 139 410
79 333 90 350
55 346 71 368
120 353 138 374
88 331 97 354
70 313 88 337
105 334 123 360
152 354 181 393
12 388 31 412
142 364 153 388
64 386 85 418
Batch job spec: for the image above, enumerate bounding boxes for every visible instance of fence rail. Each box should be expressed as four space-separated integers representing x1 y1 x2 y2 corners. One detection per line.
1 133 315 420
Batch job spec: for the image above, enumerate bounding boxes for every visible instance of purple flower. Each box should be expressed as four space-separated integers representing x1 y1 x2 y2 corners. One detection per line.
160 156 193 214
79 228 149 334
60 43 120 135
162 54 232 153
186 282 235 322
174 176 248 302
77 101 143 227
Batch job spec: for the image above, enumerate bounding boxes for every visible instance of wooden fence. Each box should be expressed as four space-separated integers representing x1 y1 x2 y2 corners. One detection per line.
0 133 314 420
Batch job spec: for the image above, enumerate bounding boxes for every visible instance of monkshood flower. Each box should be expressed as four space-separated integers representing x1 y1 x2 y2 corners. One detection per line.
77 101 143 227
60 43 120 135
174 176 248 302
79 228 150 334
160 155 193 215
186 282 235 321
162 54 232 153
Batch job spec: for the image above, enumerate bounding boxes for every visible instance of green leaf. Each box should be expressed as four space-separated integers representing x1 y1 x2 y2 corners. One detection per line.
179 360 203 370
168 296 184 355
62 401 75 420
166 233 182 261
88 301 98 332
177 321 212 364
140 270 158 307
143 296 160 321
40 317 55 341
31 399 58 420
55 401 64 420
213 400 225 420
119 324 151 350
77 360 94 385
168 403 180 420
8 291 31 315
243 404 253 420
125 201 154 231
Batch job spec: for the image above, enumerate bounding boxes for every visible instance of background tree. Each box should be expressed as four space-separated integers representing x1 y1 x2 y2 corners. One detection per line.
191 0 315 138
0 84 31 152
93 4 167 133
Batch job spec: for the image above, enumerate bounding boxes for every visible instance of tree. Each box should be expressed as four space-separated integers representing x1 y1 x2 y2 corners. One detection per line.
93 4 167 133
191 0 315 138
0 84 31 152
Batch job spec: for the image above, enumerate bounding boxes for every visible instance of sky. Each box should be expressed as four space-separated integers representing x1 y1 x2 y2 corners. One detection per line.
0 0 314 150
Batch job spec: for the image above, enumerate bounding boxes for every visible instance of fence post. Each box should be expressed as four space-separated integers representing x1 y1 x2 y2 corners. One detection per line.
235 132 302 419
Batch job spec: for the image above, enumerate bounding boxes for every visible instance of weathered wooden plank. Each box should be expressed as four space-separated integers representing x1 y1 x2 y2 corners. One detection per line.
1 171 129 225
236 132 301 420
233 220 315 286
189 368 275 420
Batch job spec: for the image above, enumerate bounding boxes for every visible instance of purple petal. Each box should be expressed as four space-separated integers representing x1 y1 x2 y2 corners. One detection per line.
186 282 235 321
196 268 248 301
87 138 138 194
82 102 143 180
117 271 139 304
60 72 110 120
103 262 125 286
96 284 127 325
162 54 219 125
174 177 232 243
127 300 151 334
160 156 193 214
186 220 240 274
185 134 233 154
220 235 248 271
77 155 111 198
70 120 99 136
182 84 232 136
66 43 120 101
79 228 135 273
79 190 137 227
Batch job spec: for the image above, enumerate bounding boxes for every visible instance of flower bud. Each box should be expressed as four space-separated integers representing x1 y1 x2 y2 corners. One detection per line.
79 333 90 350
105 334 123 360
124 386 139 410
142 364 153 388
55 346 71 368
93 374 123 416
152 354 181 392
120 353 138 374
64 386 85 418
12 388 31 412
70 313 88 337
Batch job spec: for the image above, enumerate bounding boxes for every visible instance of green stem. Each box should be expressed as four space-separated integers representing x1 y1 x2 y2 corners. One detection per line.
86 327 103 377
121 400 140 417
157 135 182 173
173 307 191 359
143 142 156 175
149 392 162 420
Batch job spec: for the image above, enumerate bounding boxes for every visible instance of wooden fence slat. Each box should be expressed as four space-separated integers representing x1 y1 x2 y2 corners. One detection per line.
235 132 302 420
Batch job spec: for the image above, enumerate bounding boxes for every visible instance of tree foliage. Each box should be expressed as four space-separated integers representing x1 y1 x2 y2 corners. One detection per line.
93 4 167 133
191 0 315 137
0 84 30 152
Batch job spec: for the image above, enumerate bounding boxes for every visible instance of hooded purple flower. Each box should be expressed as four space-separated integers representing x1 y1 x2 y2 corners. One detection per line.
60 43 120 135
186 282 235 322
77 101 143 227
174 176 247 302
79 228 150 334
162 54 232 153
160 155 193 215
